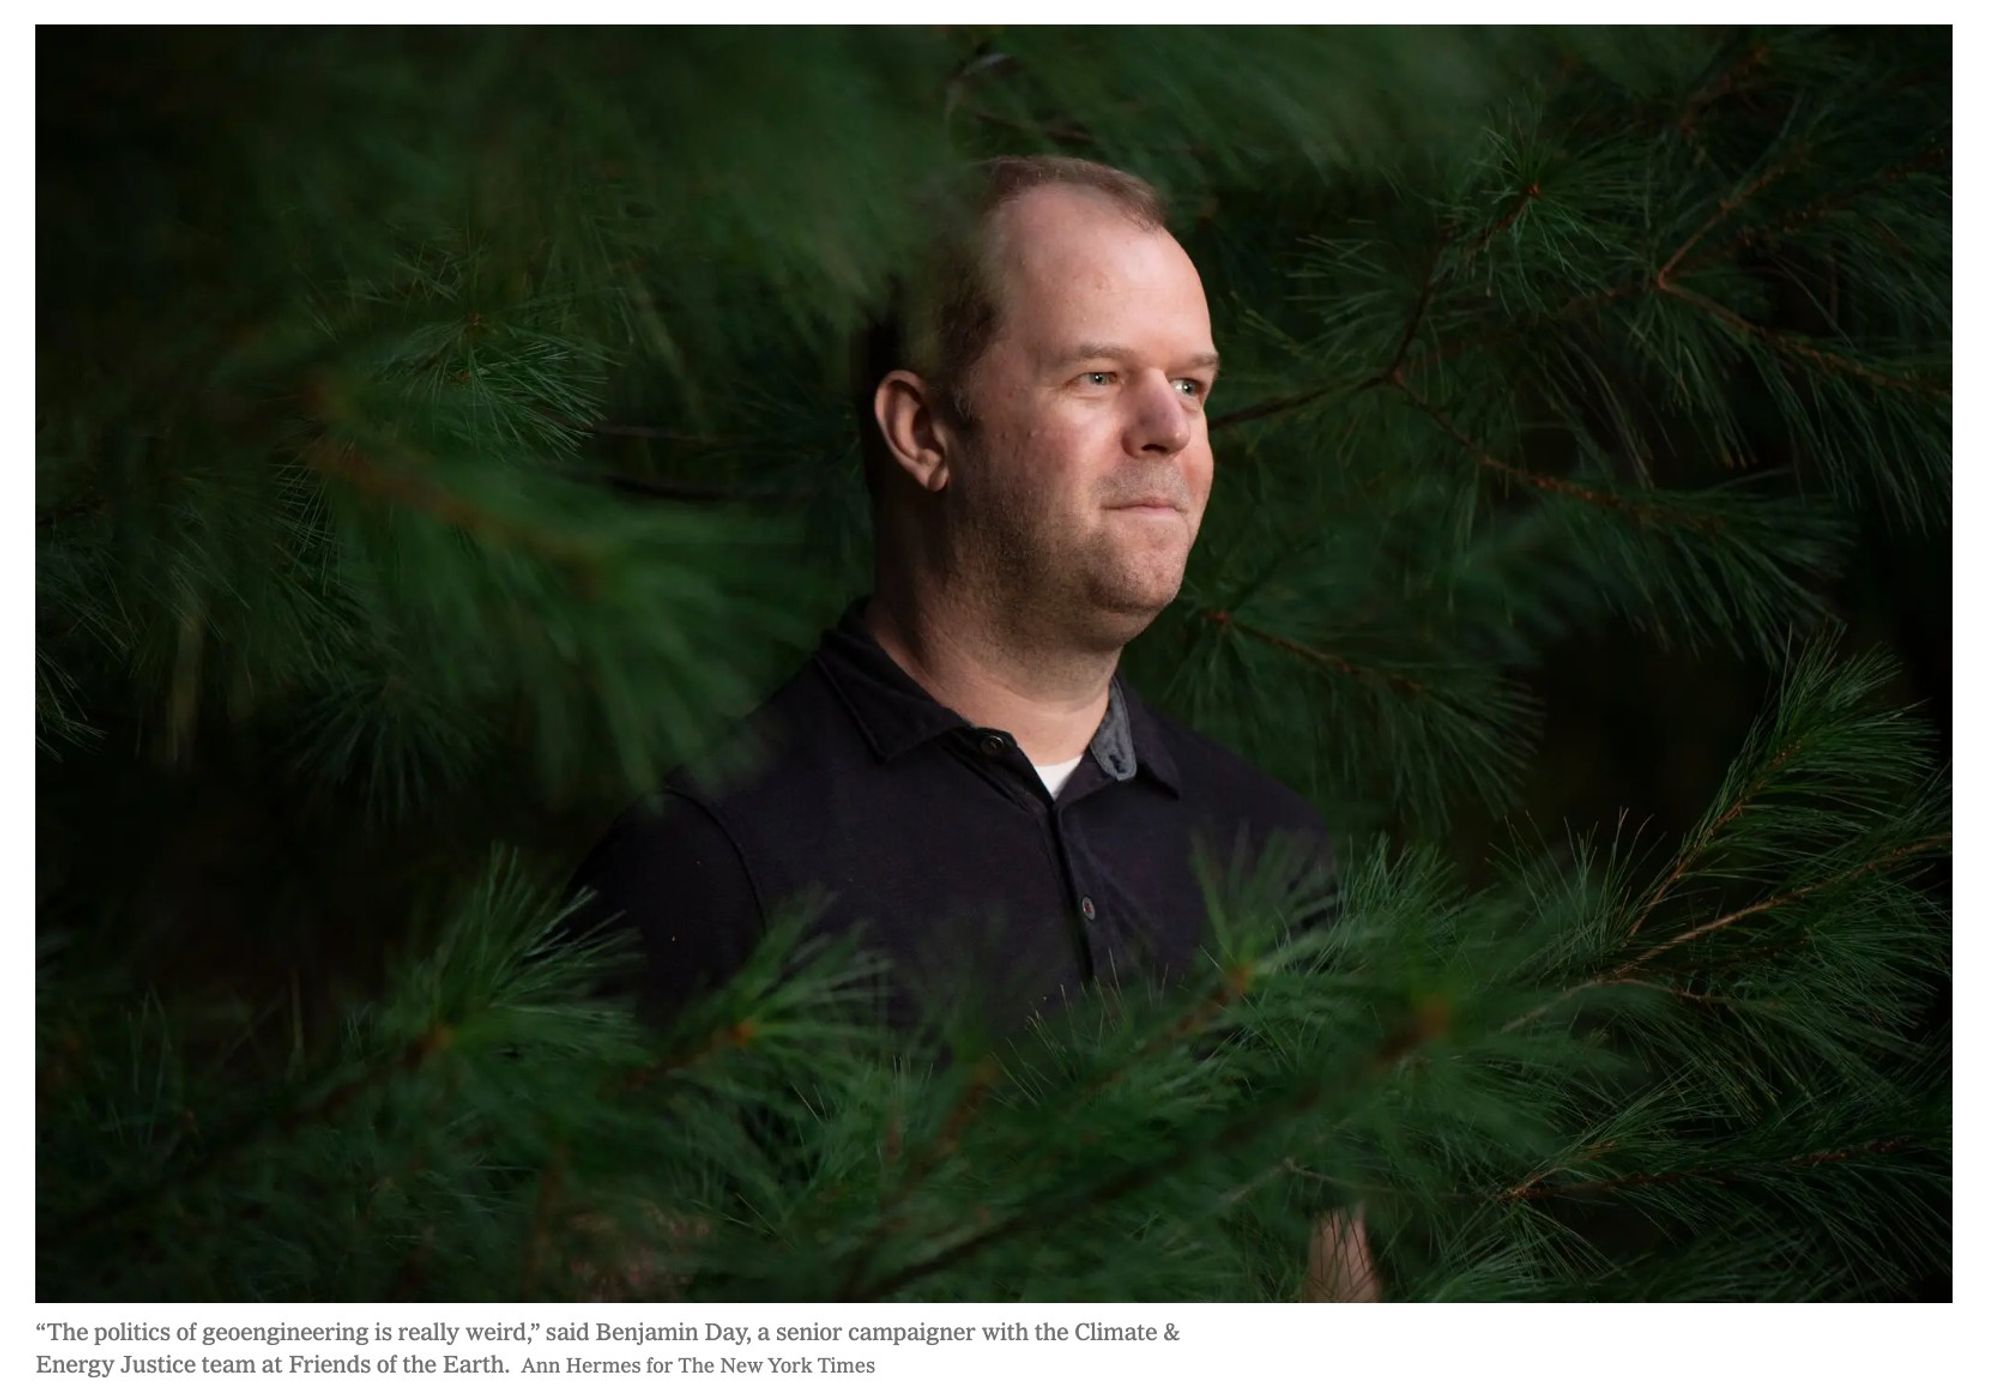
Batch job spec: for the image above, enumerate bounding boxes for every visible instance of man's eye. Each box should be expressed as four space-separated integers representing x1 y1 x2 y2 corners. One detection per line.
1176 379 1207 400
1080 371 1115 387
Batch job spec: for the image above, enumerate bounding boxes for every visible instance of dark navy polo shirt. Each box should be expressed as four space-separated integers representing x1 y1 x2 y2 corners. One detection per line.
570 597 1334 1032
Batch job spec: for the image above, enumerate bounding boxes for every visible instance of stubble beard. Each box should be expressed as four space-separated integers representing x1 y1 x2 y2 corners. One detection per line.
955 461 1188 653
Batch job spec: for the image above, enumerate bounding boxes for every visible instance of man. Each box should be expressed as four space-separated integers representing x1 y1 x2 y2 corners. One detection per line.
572 155 1374 1297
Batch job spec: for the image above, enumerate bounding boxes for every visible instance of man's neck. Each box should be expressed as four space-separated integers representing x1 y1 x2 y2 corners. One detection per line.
861 586 1117 767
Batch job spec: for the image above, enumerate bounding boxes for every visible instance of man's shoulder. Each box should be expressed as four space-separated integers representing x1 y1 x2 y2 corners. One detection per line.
662 652 854 810
1127 685 1329 843
570 652 850 918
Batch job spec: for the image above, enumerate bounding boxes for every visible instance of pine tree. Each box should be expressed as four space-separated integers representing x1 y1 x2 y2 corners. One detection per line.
36 26 1949 1300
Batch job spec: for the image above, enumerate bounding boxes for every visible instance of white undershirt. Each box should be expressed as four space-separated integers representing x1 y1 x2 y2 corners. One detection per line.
1033 754 1085 797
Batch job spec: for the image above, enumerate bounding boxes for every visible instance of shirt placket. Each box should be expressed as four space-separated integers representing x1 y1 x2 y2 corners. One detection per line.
1048 798 1116 984
962 725 1111 983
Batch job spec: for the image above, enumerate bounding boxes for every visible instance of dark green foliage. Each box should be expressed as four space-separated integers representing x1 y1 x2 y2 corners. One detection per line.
37 26 1948 1299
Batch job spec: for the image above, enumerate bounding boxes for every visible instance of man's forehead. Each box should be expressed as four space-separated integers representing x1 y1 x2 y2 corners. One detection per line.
985 186 1211 340
989 184 1182 273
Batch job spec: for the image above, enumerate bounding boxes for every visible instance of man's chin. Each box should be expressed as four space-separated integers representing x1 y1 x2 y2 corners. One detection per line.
1079 573 1184 641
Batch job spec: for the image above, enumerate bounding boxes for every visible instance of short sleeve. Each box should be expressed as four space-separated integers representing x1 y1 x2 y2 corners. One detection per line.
565 791 767 1027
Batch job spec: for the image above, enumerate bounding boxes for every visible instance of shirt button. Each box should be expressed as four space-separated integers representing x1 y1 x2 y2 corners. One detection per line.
978 732 1009 758
1079 895 1097 922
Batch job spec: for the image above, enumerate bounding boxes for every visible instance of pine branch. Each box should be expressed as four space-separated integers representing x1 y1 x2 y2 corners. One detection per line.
58 1022 456 1240
1066 961 1261 1110
1657 142 1813 286
1211 187 1538 432
1373 230 1454 387
614 1018 764 1094
306 436 607 573
1215 110 1941 437
1404 280 1647 378
1673 41 1774 139
1683 144 1951 275
1392 378 1713 526
1197 608 1427 697
1217 152 1941 452
1496 1135 1624 1203
1496 1136 1917 1203
1504 831 1950 1035
1594 978 1761 1009
852 998 1452 1301
841 950 1271 1278
1624 732 1808 939
1658 281 1949 399
1619 832 1950 975
1208 382 1340 432
1461 181 1544 259
832 1055 1005 1299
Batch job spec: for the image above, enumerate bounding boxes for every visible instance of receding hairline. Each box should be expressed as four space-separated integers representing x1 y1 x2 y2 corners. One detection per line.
979 180 1176 280
970 154 1168 230
986 176 1168 236
951 161 1173 352
971 182 1194 361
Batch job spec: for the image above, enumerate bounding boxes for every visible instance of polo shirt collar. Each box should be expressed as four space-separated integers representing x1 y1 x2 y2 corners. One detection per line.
812 596 1181 796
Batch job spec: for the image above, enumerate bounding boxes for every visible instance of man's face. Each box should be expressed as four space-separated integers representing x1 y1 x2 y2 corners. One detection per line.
942 186 1217 646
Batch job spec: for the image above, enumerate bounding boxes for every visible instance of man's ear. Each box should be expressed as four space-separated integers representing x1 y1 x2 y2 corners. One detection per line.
872 370 955 493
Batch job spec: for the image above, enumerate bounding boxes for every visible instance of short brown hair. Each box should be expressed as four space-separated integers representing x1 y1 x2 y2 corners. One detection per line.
853 156 1168 501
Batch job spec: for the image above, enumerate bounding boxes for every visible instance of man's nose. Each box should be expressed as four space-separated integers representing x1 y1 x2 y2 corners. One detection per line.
1123 371 1193 457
